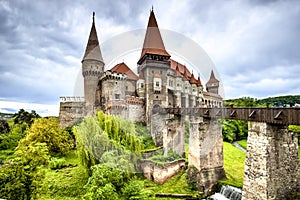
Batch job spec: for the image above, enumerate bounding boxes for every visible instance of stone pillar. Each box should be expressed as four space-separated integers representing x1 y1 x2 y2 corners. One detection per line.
188 118 226 195
242 122 300 200
163 115 185 156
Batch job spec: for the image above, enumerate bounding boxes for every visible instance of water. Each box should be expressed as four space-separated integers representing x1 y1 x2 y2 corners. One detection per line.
207 185 242 200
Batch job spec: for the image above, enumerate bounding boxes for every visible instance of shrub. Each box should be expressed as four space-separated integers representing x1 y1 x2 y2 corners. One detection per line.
49 157 68 170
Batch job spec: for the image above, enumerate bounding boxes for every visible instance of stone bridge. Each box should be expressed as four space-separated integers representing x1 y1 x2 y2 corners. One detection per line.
154 107 300 199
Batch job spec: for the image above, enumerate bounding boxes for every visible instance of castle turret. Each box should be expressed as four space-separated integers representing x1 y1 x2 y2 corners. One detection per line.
82 12 104 115
137 9 171 123
206 70 219 94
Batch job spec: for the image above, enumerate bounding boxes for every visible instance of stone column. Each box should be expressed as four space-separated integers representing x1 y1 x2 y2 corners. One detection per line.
242 122 300 200
188 118 226 195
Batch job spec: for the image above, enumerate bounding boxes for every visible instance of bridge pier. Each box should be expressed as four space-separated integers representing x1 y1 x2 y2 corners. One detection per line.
188 117 226 195
242 122 300 200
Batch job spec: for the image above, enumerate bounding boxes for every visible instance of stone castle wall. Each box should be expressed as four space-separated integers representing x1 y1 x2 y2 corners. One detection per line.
59 98 85 128
188 117 226 195
242 122 300 200
140 159 186 184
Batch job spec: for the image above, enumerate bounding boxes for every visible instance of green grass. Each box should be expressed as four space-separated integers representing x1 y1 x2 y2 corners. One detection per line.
37 150 88 200
221 142 246 188
237 139 247 150
143 170 200 199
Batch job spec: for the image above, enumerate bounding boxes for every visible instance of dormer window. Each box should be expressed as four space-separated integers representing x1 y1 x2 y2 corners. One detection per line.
156 82 160 86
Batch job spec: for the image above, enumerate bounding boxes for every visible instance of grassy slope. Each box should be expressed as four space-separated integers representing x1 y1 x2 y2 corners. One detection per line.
36 142 247 199
143 170 200 199
237 139 247 150
37 151 88 200
221 142 246 188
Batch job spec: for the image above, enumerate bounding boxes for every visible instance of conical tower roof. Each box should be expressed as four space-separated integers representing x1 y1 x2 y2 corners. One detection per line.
197 76 202 87
183 68 189 81
82 12 104 63
175 64 181 77
206 70 219 84
138 10 170 64
189 73 197 84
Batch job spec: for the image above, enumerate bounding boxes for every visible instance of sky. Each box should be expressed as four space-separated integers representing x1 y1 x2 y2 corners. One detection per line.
0 0 300 116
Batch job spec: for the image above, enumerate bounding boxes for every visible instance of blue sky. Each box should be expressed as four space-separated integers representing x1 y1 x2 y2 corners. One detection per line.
0 0 300 116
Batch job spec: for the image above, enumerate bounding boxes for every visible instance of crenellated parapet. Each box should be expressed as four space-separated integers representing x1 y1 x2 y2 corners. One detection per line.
100 70 128 81
60 96 85 102
126 96 145 105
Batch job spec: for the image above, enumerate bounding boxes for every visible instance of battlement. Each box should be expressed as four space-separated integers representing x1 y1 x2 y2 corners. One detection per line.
100 70 128 81
126 95 144 104
60 96 85 102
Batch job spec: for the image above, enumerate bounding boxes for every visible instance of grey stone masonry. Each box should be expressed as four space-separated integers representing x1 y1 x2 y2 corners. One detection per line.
188 117 226 195
242 121 300 200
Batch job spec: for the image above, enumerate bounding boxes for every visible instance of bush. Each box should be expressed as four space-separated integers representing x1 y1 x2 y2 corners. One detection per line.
49 157 68 170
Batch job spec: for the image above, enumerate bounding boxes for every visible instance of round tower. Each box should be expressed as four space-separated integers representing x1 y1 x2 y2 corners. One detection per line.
82 12 105 115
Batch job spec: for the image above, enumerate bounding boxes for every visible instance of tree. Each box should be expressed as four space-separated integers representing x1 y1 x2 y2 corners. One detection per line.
0 142 49 200
0 118 10 134
17 117 72 155
13 109 40 127
83 164 148 200
221 119 248 142
0 123 27 150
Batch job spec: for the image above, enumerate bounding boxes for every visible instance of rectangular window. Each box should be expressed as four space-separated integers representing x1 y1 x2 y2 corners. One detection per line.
115 94 120 99
141 83 144 88
156 82 159 86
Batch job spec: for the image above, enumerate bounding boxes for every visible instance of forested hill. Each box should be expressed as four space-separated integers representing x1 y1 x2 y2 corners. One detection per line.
224 95 300 108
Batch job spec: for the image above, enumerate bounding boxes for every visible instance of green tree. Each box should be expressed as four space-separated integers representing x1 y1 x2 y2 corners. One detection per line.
13 109 40 127
0 118 10 134
221 120 248 142
18 117 72 155
0 123 27 150
83 164 147 200
0 142 49 200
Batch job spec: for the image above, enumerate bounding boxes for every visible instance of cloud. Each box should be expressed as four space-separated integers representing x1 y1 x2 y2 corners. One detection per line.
0 0 299 115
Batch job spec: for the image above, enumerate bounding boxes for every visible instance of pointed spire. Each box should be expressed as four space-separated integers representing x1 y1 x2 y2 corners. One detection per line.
175 63 181 77
189 73 197 84
207 70 219 84
138 9 170 64
183 68 189 81
197 75 202 87
82 12 104 64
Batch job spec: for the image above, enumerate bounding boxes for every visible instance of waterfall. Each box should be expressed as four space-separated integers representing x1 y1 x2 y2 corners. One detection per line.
207 185 242 200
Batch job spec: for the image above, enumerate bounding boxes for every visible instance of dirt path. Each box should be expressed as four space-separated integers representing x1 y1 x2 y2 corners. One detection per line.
233 141 246 152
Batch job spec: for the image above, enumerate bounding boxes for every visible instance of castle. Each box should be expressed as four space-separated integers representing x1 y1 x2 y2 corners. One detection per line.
59 10 222 128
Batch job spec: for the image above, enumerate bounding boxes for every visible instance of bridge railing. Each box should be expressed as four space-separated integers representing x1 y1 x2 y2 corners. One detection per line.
153 107 300 125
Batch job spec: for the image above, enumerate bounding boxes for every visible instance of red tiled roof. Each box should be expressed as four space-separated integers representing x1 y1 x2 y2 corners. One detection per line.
170 59 192 78
174 64 181 77
189 73 197 84
138 10 170 62
183 68 189 81
197 76 202 87
110 62 138 80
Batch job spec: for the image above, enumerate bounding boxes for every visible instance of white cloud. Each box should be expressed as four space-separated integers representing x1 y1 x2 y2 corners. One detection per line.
0 100 59 117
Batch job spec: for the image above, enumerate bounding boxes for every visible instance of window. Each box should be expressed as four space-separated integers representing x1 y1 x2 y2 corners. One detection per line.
156 82 160 86
141 83 144 88
126 86 128 90
115 94 120 99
